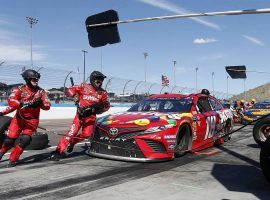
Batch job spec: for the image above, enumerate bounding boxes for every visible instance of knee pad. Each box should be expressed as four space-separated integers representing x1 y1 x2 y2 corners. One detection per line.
4 136 15 146
19 135 32 148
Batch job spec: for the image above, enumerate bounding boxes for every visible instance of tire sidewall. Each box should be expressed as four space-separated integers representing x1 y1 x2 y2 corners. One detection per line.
253 117 270 145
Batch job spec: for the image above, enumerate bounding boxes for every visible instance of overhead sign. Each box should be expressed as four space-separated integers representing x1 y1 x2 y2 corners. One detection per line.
225 65 247 79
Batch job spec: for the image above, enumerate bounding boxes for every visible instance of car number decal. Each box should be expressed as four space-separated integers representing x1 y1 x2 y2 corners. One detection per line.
205 116 216 140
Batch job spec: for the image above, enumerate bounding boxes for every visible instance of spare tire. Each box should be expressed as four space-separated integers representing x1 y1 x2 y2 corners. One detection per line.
18 132 49 150
260 137 270 183
253 117 270 145
0 116 13 147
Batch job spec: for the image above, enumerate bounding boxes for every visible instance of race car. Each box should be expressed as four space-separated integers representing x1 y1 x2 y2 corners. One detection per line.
89 92 234 162
243 101 270 124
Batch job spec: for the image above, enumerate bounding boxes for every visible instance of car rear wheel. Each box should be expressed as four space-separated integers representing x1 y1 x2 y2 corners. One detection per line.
174 124 190 158
260 137 270 183
253 117 270 145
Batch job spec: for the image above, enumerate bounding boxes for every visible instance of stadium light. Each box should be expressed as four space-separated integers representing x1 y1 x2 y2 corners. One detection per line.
143 52 148 82
195 67 198 92
173 60 177 86
26 17 38 69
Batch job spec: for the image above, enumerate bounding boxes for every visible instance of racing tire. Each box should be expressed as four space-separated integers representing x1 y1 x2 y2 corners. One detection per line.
260 137 270 183
174 124 191 158
0 116 13 147
27 132 49 150
253 117 270 145
17 132 49 150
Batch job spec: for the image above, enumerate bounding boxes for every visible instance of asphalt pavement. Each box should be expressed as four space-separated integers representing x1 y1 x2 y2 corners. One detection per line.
0 120 269 200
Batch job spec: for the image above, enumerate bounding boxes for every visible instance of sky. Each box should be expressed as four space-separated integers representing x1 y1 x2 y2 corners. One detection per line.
0 0 270 95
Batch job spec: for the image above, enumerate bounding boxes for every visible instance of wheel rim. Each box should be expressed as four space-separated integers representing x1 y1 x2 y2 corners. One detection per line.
259 125 270 142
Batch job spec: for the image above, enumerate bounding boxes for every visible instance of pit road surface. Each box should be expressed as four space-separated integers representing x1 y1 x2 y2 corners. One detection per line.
0 119 269 200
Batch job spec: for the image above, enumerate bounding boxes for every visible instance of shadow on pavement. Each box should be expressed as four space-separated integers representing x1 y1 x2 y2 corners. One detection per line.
213 146 270 199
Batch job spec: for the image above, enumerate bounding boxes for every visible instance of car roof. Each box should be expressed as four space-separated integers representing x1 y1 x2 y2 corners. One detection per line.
149 93 210 99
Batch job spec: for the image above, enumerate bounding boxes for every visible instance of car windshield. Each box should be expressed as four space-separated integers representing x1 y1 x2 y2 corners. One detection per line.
128 97 193 113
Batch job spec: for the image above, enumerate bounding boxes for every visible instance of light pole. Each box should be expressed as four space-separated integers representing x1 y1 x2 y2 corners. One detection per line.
244 78 246 100
173 60 177 86
211 72 215 94
143 52 148 82
195 67 198 92
226 75 229 99
26 17 38 69
100 47 103 72
82 50 88 82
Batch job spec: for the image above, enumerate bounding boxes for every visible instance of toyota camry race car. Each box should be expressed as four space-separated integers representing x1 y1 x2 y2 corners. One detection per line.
89 92 234 162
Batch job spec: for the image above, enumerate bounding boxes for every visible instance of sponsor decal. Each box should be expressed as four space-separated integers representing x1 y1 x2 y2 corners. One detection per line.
82 95 99 102
166 139 176 143
168 144 175 150
102 120 112 125
148 116 160 122
164 135 176 139
100 136 127 142
134 119 150 126
167 114 181 120
66 124 76 139
181 113 193 118
167 119 177 126
192 111 197 115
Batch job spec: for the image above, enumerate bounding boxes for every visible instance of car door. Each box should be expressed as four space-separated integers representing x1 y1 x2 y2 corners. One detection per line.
192 96 217 149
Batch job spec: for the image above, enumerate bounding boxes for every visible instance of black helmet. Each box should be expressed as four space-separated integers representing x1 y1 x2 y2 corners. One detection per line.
21 69 40 89
21 69 41 80
90 71 106 89
201 89 210 95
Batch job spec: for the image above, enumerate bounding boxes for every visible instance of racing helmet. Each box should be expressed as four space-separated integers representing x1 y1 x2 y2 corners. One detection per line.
90 70 106 89
240 99 245 106
251 98 256 104
21 69 40 89
201 89 210 96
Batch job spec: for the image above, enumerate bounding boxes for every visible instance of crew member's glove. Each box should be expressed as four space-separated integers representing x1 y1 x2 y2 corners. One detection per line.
77 106 95 118
21 99 43 108
92 101 109 114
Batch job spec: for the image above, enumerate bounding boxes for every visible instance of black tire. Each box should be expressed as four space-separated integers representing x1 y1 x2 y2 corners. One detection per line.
0 116 13 147
17 132 49 150
253 117 270 145
174 124 191 158
260 137 270 183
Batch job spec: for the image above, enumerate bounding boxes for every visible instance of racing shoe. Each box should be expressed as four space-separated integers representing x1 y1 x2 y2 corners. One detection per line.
67 143 74 153
49 150 61 161
6 160 16 168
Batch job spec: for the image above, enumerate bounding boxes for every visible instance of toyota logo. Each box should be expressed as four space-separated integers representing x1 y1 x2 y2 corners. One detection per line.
109 127 118 136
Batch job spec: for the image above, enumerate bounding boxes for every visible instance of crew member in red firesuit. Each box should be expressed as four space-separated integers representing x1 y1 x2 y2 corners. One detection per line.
0 69 51 167
49 71 110 161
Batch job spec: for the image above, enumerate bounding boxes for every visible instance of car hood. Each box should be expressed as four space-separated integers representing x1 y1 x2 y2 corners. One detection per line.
97 111 192 128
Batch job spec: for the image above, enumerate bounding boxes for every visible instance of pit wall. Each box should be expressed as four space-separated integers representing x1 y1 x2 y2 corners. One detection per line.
0 106 130 120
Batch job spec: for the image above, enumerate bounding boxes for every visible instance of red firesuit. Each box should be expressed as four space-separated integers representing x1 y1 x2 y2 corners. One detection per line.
56 83 110 153
1 85 50 162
